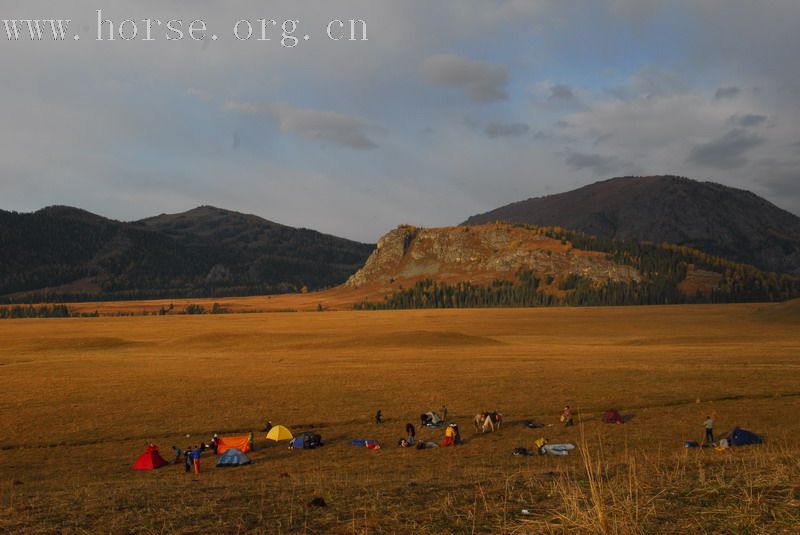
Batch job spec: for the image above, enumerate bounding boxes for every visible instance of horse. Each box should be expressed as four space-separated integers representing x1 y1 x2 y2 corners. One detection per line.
474 412 503 432
473 413 487 432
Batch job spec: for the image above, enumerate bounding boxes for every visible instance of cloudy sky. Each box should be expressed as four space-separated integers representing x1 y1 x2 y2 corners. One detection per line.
1 0 799 242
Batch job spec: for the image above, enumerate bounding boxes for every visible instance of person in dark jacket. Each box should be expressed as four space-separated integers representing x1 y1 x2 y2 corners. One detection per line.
453 423 462 445
405 423 416 444
171 445 182 465
183 446 192 473
375 409 382 424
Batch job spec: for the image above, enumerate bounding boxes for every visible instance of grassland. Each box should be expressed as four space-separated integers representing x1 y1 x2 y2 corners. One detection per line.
1 301 799 533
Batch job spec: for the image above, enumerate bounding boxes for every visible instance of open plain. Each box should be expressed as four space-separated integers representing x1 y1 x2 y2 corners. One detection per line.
1 301 799 533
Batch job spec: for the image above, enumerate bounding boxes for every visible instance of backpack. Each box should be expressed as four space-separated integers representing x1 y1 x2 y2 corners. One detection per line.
304 433 322 449
512 447 529 456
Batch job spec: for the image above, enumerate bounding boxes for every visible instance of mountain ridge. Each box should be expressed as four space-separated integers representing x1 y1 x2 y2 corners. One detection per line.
463 176 800 274
0 205 373 302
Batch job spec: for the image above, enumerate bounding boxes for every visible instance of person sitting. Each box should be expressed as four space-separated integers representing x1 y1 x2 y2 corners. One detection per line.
405 423 416 444
398 438 410 448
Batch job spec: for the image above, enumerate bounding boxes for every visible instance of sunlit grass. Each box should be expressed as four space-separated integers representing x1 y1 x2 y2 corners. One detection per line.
0 302 798 532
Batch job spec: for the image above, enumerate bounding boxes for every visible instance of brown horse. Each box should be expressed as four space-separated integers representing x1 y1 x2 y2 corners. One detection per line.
474 412 503 432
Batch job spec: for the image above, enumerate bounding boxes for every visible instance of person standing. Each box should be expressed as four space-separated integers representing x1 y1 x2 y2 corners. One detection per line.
443 424 456 447
183 446 192 473
375 409 382 424
171 445 182 465
453 423 462 445
561 405 574 427
703 416 714 444
191 445 202 475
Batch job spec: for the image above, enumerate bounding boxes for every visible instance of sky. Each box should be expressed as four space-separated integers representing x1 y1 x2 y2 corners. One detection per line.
1 0 799 242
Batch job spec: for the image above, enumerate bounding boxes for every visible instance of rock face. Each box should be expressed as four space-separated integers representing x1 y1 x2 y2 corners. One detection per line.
464 176 800 274
346 223 640 291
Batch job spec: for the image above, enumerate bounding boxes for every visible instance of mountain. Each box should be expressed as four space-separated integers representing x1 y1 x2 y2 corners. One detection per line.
463 176 800 274
349 223 800 310
0 206 373 302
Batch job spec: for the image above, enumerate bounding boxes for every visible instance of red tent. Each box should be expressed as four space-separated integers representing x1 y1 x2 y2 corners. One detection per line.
132 445 170 470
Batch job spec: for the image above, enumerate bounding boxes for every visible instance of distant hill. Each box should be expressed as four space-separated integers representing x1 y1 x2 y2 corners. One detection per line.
349 223 800 310
463 176 800 274
0 206 373 302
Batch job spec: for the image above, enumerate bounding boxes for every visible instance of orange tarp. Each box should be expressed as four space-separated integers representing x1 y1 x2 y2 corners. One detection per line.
217 435 251 454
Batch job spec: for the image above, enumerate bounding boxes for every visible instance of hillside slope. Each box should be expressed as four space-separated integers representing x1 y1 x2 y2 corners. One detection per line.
0 206 372 301
349 223 800 309
464 176 800 274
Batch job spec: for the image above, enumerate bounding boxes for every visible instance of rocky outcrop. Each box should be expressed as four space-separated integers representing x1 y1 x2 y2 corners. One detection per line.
346 223 640 290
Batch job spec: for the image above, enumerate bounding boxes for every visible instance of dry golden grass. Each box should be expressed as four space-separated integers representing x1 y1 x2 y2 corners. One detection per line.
1 302 799 533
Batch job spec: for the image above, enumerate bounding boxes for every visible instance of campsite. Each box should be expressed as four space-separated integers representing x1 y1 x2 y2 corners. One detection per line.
1 300 799 533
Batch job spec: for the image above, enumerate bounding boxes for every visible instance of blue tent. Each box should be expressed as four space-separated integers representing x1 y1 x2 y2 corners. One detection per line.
216 448 252 467
726 428 763 446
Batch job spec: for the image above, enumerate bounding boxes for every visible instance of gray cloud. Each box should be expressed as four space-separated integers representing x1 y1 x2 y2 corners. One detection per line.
714 87 741 100
485 122 530 139
421 54 508 102
687 128 764 169
3 1 800 239
765 173 800 198
729 114 767 127
550 84 575 101
225 101 377 150
752 158 800 208
565 151 624 176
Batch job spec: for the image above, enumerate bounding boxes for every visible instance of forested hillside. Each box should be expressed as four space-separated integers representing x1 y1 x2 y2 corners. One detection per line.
0 206 372 302
355 224 800 309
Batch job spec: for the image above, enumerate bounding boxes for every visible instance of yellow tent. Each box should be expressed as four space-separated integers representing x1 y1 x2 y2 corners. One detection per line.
266 425 293 442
